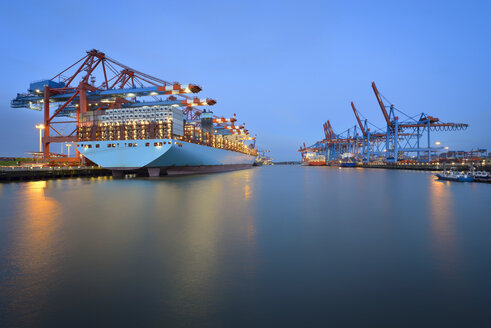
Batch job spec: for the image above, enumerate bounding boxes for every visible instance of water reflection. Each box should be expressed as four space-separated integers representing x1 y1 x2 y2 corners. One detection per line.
2 168 487 326
3 181 62 325
159 170 257 319
169 176 221 317
243 169 252 200
429 179 460 278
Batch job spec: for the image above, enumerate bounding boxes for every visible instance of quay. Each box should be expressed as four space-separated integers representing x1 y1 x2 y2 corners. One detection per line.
274 161 300 165
0 166 111 182
356 163 491 172
358 162 491 172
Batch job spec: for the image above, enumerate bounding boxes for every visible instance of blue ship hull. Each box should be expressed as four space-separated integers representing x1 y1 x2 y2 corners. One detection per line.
435 174 474 182
76 139 255 176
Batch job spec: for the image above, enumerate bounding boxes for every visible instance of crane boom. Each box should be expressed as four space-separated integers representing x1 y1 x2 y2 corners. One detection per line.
327 120 335 139
323 122 329 140
350 101 366 136
371 81 393 127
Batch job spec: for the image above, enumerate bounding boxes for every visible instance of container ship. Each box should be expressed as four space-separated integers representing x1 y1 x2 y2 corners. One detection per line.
77 108 257 176
10 49 258 176
301 151 326 166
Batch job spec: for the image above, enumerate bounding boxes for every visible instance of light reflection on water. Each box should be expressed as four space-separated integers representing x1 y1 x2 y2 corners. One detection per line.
429 180 459 276
0 167 490 327
1 181 62 326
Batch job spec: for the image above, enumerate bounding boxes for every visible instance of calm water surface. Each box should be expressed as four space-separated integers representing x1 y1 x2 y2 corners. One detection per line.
0 166 490 327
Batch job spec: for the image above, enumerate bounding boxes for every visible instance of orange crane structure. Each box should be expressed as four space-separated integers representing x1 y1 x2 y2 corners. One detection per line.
11 49 217 159
299 82 468 164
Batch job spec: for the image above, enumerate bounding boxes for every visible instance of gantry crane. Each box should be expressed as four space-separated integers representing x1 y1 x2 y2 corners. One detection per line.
299 82 468 164
371 81 468 162
11 49 217 159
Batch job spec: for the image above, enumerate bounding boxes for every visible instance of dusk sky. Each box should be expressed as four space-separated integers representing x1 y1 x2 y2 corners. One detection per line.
1 0 490 160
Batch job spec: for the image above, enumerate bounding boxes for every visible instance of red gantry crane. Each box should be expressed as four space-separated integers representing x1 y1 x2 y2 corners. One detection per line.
11 49 217 159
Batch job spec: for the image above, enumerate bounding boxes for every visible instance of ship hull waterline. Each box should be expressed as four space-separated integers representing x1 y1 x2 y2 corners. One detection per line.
76 139 256 177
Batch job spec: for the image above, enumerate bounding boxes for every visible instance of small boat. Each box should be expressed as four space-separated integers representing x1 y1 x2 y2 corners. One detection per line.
328 161 356 167
469 170 490 179
435 170 474 182
468 170 491 183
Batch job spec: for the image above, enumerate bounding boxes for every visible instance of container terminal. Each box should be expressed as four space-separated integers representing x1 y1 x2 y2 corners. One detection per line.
9 49 258 177
299 81 490 173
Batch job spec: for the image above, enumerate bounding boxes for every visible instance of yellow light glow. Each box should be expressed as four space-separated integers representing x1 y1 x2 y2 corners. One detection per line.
35 124 44 129
435 141 441 146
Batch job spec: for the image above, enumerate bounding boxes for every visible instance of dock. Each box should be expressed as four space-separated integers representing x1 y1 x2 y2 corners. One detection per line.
358 162 491 172
0 166 111 182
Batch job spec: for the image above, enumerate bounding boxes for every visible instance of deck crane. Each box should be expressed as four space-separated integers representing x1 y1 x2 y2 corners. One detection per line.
11 49 217 159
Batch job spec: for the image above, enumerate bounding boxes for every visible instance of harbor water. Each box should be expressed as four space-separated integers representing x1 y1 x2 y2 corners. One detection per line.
1 166 490 327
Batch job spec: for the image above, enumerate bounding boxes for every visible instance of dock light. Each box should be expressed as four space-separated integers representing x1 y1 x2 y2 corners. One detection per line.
445 147 449 150
435 141 441 146
66 143 72 157
35 124 45 152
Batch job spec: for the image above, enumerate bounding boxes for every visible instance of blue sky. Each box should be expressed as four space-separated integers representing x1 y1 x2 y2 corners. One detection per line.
0 0 490 160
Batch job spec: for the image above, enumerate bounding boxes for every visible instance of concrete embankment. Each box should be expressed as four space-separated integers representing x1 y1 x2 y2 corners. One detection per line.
358 163 491 172
0 167 111 182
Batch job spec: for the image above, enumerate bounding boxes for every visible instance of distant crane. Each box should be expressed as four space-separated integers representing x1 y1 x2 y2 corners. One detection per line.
371 81 467 162
300 82 468 164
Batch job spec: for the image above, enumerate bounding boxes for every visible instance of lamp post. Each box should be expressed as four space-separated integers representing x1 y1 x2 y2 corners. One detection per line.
60 128 64 154
66 143 72 157
35 124 44 153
